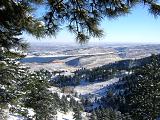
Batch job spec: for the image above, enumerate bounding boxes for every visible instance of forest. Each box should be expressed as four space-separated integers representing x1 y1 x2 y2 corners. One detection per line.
1 0 160 119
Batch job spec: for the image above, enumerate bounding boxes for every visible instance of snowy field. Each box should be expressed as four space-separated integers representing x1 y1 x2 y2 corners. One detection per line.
21 51 121 72
22 62 78 72
56 111 88 120
74 78 119 98
9 112 88 120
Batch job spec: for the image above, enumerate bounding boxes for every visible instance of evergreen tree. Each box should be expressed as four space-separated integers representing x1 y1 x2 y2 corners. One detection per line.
22 70 57 120
60 95 69 113
73 106 82 120
93 107 123 120
1 0 160 45
0 55 28 119
1 0 160 119
0 0 45 118
90 110 97 120
120 55 160 119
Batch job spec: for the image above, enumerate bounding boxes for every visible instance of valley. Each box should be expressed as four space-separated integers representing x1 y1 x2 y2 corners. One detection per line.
20 44 160 72
9 44 160 120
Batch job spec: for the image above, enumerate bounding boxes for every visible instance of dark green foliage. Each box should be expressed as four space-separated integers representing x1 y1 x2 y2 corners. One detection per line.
0 1 46 116
100 90 121 110
0 58 28 119
90 110 97 120
1 0 160 119
100 55 160 120
1 0 160 46
51 67 118 87
52 75 80 87
121 55 160 120
0 0 45 52
60 95 69 113
21 69 84 119
43 0 160 42
21 70 57 119
87 54 160 120
70 97 77 108
0 60 24 105
90 108 123 120
73 105 82 120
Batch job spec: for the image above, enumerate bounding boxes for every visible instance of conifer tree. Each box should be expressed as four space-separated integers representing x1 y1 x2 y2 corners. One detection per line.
60 95 69 113
1 0 160 119
73 105 82 120
90 110 97 120
0 0 45 118
22 70 57 120
0 55 28 119
121 55 160 119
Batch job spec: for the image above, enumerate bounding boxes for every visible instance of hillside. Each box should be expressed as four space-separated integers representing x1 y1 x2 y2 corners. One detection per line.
20 44 160 72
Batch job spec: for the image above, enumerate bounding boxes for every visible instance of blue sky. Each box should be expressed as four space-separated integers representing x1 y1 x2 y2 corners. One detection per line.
25 5 160 44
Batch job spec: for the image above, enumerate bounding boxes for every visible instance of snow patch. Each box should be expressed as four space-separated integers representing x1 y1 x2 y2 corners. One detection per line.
56 111 74 120
74 78 119 97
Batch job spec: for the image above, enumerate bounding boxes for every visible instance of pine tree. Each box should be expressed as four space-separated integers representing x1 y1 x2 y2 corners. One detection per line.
121 55 160 119
60 95 69 113
1 0 160 119
0 0 45 118
53 92 61 108
0 55 28 119
73 106 82 120
1 0 160 45
22 70 57 120
90 110 97 120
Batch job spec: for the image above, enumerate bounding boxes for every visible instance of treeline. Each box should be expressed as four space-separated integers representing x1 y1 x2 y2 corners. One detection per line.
92 54 160 120
51 54 159 88
51 67 119 87
49 54 160 120
90 107 133 120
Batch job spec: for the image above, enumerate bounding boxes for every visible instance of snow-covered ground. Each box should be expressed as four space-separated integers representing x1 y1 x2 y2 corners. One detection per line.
55 111 88 120
8 78 119 120
49 78 119 99
20 48 121 72
22 62 78 72
56 111 74 120
8 111 88 120
74 78 119 98
8 115 25 120
79 55 121 68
